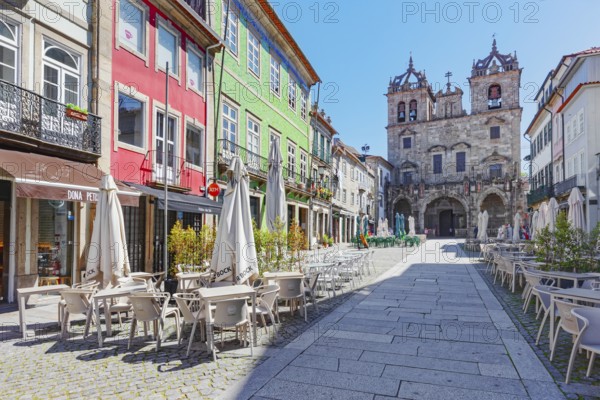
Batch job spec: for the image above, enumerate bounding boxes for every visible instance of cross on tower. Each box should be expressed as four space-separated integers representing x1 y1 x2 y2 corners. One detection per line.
445 71 452 91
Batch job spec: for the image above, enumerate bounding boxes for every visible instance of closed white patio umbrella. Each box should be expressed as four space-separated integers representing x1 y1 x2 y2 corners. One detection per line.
513 211 522 242
480 210 489 242
530 211 539 240
568 187 586 231
546 197 559 232
537 202 548 234
211 156 258 285
266 140 287 231
408 216 416 236
84 175 130 288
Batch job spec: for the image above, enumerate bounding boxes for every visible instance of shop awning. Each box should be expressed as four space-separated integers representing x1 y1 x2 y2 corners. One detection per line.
0 149 140 206
126 183 222 215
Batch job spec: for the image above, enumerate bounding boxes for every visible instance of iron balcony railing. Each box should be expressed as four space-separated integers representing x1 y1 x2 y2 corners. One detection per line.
141 150 193 190
553 174 586 197
527 185 553 206
217 139 311 190
0 79 101 154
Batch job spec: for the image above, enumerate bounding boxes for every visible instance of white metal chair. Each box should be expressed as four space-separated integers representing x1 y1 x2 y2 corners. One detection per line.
568 308 600 383
210 297 253 360
128 292 180 352
317 265 341 298
304 271 320 312
251 285 280 334
533 285 561 345
278 277 307 322
550 299 589 361
60 288 97 339
58 281 99 325
173 293 207 356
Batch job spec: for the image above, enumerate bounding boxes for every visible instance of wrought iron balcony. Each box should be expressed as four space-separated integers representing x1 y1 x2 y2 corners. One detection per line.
217 139 311 193
141 150 193 191
553 174 586 197
0 79 101 159
527 185 553 206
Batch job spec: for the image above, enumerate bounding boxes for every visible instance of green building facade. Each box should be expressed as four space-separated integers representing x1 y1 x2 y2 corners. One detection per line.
212 0 320 233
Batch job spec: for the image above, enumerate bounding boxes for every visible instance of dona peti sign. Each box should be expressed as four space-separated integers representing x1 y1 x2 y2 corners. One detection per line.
68 190 99 202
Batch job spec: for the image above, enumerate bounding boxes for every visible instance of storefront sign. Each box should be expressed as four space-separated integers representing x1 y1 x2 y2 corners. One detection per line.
16 183 139 207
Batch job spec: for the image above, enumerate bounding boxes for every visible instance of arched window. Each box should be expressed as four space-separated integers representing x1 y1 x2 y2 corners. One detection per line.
0 20 18 84
397 102 405 123
409 100 417 121
43 41 80 105
488 84 502 109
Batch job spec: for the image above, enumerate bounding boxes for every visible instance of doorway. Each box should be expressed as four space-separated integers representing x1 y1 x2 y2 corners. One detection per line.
439 210 454 237
0 180 11 302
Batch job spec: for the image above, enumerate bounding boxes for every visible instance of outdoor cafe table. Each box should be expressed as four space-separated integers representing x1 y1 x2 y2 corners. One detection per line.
195 285 258 360
549 288 600 347
93 284 147 347
177 272 210 292
525 268 600 288
263 271 304 281
17 284 70 339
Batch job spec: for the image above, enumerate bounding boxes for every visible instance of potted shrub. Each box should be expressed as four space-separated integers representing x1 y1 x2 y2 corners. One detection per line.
65 103 89 121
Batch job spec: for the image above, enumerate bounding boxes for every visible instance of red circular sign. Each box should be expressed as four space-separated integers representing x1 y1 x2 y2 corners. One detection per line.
207 183 221 197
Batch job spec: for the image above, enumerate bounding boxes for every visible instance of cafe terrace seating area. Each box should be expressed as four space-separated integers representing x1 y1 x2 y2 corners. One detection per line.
477 240 600 385
17 248 375 359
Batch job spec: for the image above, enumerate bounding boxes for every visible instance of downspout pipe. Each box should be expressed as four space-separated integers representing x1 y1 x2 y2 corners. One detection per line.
204 39 224 199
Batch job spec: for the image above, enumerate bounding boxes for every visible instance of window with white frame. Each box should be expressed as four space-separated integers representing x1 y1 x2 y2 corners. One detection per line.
577 109 584 138
288 78 296 110
300 90 307 120
300 151 307 183
222 4 238 55
287 140 296 177
247 30 260 76
155 110 177 182
247 116 260 171
222 102 237 150
187 47 203 93
43 41 80 105
118 92 144 148
157 22 178 75
351 193 355 205
342 161 347 175
186 124 204 168
342 189 347 203
270 55 280 95
119 0 146 55
0 20 18 84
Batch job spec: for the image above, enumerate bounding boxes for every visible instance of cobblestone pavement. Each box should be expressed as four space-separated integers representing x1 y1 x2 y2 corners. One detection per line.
0 245 401 400
464 246 600 399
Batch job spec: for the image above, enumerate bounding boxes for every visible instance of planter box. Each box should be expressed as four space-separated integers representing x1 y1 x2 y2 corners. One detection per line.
66 108 88 121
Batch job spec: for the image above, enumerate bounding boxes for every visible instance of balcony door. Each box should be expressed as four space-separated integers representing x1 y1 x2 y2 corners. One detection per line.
247 117 260 173
0 20 19 129
155 111 177 185
42 41 81 145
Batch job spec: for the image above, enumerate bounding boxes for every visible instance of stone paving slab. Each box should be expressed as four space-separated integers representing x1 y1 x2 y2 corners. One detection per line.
222 239 565 400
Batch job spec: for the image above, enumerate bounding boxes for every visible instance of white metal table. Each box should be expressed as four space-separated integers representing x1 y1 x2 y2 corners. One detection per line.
195 285 258 360
17 284 70 339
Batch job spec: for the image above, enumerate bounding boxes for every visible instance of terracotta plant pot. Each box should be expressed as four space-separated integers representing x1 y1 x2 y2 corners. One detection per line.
66 108 88 121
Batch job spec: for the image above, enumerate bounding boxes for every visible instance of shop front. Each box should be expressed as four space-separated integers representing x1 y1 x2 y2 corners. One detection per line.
0 149 140 303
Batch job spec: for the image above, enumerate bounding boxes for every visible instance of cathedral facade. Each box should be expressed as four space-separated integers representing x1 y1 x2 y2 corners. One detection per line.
386 41 524 237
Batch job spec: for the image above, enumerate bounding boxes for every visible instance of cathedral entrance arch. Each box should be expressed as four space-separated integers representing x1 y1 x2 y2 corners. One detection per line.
423 196 467 237
480 193 507 232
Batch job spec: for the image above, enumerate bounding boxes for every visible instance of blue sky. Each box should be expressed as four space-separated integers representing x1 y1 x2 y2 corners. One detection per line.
280 0 599 167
